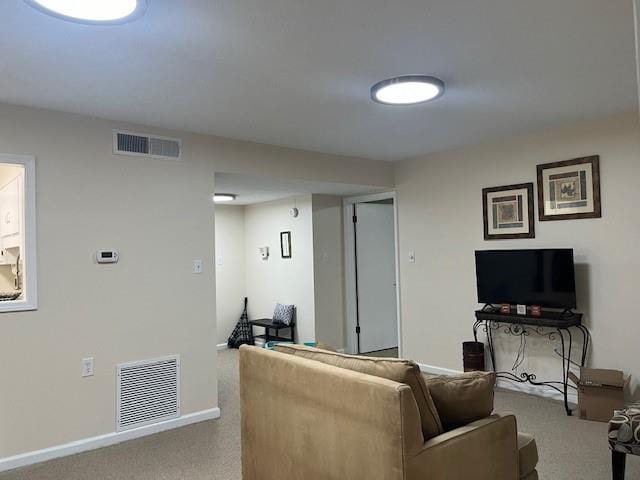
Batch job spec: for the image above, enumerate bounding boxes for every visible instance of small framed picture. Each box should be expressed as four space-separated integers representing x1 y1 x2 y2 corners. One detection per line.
482 183 535 240
537 155 601 221
280 231 292 258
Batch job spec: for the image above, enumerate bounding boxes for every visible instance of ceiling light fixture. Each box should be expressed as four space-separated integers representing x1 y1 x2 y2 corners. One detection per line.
25 0 147 25
213 194 237 203
371 75 445 106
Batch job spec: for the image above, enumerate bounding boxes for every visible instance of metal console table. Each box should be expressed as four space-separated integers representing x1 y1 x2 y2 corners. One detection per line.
473 307 590 416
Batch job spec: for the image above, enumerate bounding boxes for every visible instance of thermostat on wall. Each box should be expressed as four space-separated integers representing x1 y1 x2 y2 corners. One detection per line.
96 250 119 264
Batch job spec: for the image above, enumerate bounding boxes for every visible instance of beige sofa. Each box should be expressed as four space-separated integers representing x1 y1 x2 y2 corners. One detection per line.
240 345 538 480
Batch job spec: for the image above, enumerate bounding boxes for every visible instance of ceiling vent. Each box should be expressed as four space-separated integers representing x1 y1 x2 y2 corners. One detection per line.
116 355 180 431
113 130 182 160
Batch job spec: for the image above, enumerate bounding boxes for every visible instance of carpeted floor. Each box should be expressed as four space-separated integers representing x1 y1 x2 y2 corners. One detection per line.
362 347 398 358
2 348 639 479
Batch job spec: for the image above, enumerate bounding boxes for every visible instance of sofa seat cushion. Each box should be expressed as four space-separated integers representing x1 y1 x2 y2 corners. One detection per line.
518 432 538 478
422 371 496 430
274 343 443 440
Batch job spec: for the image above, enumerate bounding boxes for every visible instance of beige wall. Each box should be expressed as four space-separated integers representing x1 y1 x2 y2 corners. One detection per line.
0 103 393 460
312 195 345 349
395 112 640 398
214 205 246 342
243 196 315 343
0 108 218 459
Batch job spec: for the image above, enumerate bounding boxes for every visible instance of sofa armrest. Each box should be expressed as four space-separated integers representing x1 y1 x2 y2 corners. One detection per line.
405 413 519 480
241 346 421 480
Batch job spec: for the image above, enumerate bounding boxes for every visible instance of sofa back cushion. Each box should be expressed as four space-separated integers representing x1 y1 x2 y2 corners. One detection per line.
274 343 443 440
422 371 496 430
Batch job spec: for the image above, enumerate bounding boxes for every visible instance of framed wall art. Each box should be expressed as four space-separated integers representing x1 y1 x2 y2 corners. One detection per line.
482 183 535 240
537 155 601 221
280 231 292 258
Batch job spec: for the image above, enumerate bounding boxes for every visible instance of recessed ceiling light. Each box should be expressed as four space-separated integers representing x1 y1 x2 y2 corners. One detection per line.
371 75 445 106
213 194 237 203
25 0 147 25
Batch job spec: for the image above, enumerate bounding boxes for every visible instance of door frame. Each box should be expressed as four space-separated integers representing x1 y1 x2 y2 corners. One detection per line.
343 191 402 356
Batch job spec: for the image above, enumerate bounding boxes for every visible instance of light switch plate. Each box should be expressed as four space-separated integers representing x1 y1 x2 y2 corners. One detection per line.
408 251 416 263
193 259 203 274
82 357 94 377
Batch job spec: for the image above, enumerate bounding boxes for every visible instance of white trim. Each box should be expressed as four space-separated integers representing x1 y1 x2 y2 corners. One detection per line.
418 363 463 376
342 192 396 206
417 362 578 405
343 202 356 354
217 342 228 351
634 0 640 118
342 191 402 357
496 379 577 405
0 154 37 313
0 407 220 473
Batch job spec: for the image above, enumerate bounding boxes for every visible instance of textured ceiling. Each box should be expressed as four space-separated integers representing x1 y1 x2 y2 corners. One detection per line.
0 0 637 160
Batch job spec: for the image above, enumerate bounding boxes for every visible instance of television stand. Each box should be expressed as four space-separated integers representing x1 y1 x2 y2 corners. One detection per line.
473 308 590 416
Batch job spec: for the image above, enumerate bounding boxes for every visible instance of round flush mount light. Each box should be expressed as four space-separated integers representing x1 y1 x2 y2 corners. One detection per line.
371 75 445 106
25 0 147 25
213 194 237 203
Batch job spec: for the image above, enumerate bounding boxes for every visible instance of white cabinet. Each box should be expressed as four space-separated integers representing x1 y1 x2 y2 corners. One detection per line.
0 174 23 255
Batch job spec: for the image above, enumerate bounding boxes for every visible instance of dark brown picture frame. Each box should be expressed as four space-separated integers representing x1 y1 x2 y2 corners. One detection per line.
280 231 292 258
482 183 535 240
536 155 601 221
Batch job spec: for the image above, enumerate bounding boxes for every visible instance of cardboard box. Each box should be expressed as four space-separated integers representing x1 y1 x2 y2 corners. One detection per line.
569 368 627 422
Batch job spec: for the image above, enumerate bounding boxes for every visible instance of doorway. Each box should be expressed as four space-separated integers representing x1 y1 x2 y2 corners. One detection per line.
344 192 400 357
214 172 381 351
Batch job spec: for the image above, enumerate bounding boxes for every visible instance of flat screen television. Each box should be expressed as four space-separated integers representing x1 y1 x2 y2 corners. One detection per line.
475 249 577 309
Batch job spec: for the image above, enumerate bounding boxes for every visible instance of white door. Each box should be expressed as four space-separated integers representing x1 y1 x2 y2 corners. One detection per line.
355 202 398 353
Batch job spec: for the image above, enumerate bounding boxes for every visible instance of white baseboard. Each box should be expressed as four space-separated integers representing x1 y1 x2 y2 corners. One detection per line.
217 343 228 351
0 407 221 474
496 379 578 405
418 363 577 405
418 363 463 376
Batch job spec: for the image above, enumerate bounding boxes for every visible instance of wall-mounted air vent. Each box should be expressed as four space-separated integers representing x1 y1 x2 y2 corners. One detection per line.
116 355 180 431
113 130 182 160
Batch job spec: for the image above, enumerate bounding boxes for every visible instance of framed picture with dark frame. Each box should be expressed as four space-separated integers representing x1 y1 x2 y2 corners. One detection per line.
280 231 292 258
482 183 535 240
537 155 601 221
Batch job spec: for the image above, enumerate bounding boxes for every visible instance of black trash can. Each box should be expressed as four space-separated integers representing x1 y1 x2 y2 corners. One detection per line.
462 341 485 372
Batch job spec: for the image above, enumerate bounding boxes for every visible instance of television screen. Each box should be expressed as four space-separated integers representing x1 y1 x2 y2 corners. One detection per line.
475 249 577 309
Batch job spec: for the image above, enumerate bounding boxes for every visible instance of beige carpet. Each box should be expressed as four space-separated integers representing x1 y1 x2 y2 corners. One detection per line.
2 348 639 479
362 347 398 358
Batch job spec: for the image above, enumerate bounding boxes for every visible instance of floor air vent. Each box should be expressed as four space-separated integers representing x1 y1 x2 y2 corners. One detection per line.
116 356 180 431
113 130 182 160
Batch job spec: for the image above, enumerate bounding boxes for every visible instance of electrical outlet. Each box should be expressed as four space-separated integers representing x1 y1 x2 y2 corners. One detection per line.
408 251 416 263
82 357 94 377
216 256 223 266
193 259 203 274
